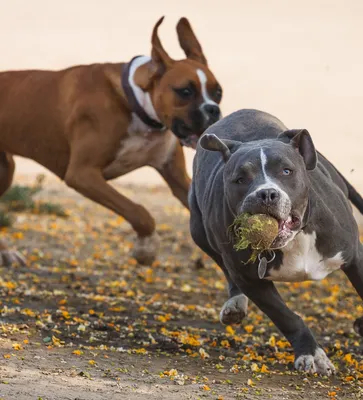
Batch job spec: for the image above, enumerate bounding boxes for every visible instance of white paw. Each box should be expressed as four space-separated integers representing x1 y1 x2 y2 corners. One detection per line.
220 294 248 325
0 250 26 266
295 348 335 376
132 232 160 265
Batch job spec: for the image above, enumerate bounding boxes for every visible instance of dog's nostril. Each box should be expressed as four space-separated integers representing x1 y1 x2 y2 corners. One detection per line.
257 188 279 204
204 104 220 119
270 190 278 201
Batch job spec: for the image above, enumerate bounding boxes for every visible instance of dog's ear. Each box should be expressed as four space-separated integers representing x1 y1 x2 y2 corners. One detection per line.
278 129 317 170
199 134 240 162
150 17 174 77
176 17 208 65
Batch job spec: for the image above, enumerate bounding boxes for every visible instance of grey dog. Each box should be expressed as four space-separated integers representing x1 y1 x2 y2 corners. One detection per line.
189 109 363 375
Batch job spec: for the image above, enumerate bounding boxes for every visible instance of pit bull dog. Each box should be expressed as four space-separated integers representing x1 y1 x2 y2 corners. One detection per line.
0 17 222 266
189 109 363 375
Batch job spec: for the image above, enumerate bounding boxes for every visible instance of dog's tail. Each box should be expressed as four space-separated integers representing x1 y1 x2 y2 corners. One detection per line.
336 169 363 214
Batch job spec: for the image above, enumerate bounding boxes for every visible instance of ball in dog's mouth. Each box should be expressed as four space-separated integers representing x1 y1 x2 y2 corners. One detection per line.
230 212 302 261
229 213 279 261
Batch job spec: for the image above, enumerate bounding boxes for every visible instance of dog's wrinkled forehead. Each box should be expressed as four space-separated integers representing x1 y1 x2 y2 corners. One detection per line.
227 141 305 177
168 60 221 102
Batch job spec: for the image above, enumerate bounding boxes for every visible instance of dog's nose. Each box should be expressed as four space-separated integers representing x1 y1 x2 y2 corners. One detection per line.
203 104 220 120
256 188 280 205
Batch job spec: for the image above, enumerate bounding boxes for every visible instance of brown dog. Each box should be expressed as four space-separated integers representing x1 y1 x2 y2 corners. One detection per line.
0 17 222 265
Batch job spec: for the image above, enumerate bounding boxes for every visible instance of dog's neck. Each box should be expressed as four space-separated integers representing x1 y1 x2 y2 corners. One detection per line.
122 56 165 132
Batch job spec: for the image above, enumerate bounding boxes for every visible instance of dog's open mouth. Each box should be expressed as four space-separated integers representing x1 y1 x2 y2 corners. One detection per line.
180 134 199 149
270 214 301 249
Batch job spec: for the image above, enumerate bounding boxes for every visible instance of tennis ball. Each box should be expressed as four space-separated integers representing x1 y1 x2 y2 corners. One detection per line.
229 213 278 262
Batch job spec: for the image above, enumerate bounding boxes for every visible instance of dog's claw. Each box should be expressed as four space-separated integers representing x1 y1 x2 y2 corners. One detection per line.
220 294 248 325
295 348 335 376
0 250 26 266
132 232 160 265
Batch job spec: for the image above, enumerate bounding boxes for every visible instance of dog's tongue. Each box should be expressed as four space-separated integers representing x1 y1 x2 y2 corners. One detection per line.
278 215 300 233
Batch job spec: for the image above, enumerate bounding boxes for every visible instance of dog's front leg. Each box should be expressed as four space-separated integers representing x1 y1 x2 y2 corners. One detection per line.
65 166 159 264
229 270 335 375
64 119 162 267
341 244 363 335
157 142 191 209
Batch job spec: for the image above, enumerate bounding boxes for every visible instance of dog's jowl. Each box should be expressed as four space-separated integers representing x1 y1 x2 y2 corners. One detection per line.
189 109 363 375
0 17 222 266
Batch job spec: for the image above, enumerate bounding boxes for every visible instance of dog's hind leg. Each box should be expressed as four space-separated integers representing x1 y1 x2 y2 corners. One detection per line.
0 152 26 266
341 244 363 335
189 191 248 324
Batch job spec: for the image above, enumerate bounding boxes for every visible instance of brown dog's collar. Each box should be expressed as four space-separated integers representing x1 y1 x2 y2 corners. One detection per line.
122 56 165 131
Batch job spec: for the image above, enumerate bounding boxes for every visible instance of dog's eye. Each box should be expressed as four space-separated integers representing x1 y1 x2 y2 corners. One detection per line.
235 177 244 184
175 87 193 98
282 168 293 176
214 86 222 102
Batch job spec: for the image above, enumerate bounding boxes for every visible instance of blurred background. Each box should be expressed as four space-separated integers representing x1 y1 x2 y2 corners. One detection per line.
1 0 362 189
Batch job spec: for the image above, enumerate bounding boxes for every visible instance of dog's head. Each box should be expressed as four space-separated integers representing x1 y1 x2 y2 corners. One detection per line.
134 17 222 148
200 129 317 248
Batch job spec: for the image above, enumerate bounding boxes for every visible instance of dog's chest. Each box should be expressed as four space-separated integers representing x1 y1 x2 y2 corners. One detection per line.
103 114 177 179
266 232 344 282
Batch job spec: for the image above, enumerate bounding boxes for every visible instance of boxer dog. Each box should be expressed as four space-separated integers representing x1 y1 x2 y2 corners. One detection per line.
189 109 363 375
0 17 222 265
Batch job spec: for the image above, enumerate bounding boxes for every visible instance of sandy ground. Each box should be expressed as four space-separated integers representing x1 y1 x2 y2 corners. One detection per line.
0 178 362 399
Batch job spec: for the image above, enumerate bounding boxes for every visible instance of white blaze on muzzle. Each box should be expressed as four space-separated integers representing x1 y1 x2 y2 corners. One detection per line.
196 68 220 119
243 148 292 218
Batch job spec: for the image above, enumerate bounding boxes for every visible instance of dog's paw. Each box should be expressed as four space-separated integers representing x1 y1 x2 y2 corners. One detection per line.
220 294 248 325
0 250 26 266
295 348 335 376
353 317 363 336
132 232 161 265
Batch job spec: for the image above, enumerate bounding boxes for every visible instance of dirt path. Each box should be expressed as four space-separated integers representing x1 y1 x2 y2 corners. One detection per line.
0 177 362 399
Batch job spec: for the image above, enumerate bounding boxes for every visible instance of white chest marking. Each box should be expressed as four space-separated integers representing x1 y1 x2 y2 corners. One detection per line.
266 231 344 282
196 68 218 107
103 114 177 180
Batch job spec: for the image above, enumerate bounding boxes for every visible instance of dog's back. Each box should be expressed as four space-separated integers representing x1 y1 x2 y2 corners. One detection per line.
0 64 123 177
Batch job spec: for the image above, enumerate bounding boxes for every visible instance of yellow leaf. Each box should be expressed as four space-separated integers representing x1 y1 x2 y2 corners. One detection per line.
12 343 22 351
88 360 96 366
260 364 269 373
181 284 192 293
72 350 83 356
52 335 63 347
226 325 235 335
268 335 276 347
251 363 259 372
199 348 210 360
244 325 254 334
203 385 211 391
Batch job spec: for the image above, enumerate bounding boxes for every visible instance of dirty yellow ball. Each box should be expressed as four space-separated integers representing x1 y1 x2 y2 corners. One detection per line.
230 213 279 253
